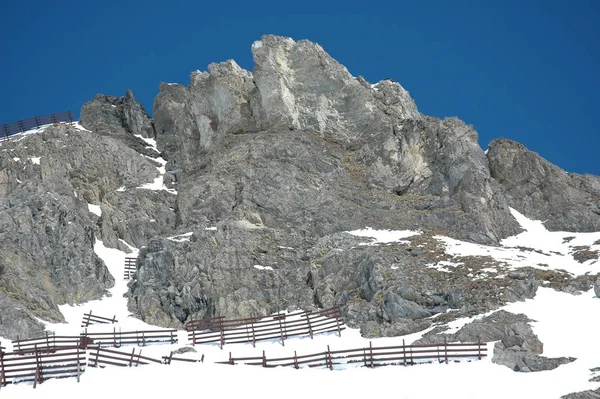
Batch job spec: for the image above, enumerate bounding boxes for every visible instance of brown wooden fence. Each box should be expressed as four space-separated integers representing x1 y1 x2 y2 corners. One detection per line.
81 311 118 328
124 257 137 280
187 307 344 348
80 328 178 348
0 346 85 389
87 346 162 368
219 339 487 370
12 333 94 354
0 111 73 142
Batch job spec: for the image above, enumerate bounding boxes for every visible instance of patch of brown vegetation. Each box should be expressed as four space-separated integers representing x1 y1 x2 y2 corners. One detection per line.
570 245 599 263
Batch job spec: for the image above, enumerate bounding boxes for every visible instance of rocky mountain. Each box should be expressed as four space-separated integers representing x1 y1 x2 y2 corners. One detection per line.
1 35 599 387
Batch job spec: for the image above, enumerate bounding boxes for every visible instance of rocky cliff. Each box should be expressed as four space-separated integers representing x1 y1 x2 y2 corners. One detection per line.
1 35 599 346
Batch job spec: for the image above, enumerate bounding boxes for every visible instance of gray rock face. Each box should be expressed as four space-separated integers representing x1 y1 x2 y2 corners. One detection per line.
125 35 550 330
562 388 600 399
0 123 167 339
488 138 600 232
80 90 157 157
595 277 600 298
152 34 520 245
4 34 600 343
416 310 575 372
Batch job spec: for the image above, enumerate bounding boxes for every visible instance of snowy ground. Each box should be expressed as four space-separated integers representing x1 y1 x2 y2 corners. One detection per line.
1 125 599 398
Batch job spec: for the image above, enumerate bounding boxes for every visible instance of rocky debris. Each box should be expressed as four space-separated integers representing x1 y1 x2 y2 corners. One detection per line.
595 277 600 298
493 340 575 372
415 310 575 372
488 138 600 232
571 246 600 263
173 346 197 354
80 90 157 157
562 388 600 399
534 269 596 295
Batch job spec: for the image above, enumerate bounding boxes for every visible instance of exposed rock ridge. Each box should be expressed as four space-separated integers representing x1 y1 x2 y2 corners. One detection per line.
488 138 600 232
80 90 157 157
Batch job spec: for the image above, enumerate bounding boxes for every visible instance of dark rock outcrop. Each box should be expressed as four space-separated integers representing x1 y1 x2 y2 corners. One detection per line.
594 277 600 298
80 90 157 157
488 138 600 232
415 310 575 372
562 388 600 399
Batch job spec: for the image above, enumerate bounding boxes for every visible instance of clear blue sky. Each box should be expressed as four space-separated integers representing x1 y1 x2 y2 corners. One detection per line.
1 0 598 175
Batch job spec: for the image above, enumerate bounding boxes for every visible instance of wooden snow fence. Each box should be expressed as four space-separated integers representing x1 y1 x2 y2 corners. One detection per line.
12 333 94 354
186 306 345 349
0 111 74 142
80 328 178 348
0 345 86 389
219 339 487 370
87 346 162 368
124 257 137 280
81 311 118 327
88 347 204 368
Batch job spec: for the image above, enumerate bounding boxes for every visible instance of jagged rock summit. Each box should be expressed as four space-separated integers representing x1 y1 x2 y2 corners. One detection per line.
1 35 600 353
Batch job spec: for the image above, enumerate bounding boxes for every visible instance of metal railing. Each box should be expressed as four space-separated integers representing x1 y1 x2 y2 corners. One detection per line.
1 111 74 141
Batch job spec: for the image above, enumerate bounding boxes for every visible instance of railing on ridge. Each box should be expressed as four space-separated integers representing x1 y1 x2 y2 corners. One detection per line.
1 111 74 142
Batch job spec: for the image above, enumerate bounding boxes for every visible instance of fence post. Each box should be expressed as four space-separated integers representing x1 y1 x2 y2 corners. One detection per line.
326 345 333 370
2 125 8 141
76 345 81 383
0 350 5 387
305 311 313 339
251 319 256 348
219 317 225 349
50 114 57 123
68 110 73 123
34 344 42 388
334 307 342 337
369 341 374 368
294 351 299 369
262 350 267 368
228 352 233 365
403 339 407 366
34 116 40 128
92 346 101 367
278 315 285 347
444 336 448 364
18 120 24 133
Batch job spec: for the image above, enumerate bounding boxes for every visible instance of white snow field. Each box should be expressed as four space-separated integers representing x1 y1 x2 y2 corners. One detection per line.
1 125 599 398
